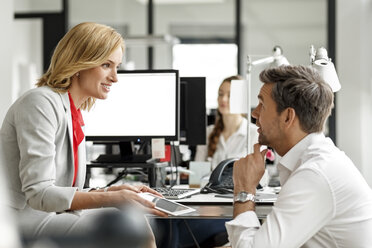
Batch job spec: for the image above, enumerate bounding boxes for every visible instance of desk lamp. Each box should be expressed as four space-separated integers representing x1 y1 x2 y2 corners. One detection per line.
310 45 341 92
231 45 340 154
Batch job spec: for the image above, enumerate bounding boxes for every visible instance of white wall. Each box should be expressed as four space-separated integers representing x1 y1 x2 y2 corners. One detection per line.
0 0 14 122
14 0 62 12
0 2 22 248
13 19 43 100
338 0 372 186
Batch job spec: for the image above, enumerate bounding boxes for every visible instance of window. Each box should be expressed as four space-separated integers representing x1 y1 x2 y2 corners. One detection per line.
173 43 237 109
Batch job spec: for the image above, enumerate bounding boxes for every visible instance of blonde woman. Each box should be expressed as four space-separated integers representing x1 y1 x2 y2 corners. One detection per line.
195 76 258 169
0 22 165 243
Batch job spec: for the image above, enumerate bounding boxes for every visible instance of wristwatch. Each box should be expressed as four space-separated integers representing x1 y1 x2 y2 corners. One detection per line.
234 191 255 203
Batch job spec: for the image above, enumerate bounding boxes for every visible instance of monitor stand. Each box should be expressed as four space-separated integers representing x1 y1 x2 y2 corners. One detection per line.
92 141 151 163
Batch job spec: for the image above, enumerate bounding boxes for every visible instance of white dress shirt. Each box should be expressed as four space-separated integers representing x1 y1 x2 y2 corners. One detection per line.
226 132 372 248
194 118 258 169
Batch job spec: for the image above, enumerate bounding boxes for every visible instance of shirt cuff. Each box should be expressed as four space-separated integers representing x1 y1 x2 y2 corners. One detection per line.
225 211 260 248
226 211 261 228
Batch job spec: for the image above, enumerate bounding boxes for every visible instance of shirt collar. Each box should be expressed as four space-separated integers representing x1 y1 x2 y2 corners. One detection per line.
278 132 326 173
219 118 247 147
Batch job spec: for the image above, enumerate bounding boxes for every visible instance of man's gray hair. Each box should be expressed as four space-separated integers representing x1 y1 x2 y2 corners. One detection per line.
259 65 334 133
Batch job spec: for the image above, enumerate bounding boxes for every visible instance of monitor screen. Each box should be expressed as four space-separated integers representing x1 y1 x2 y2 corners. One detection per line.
83 70 179 142
180 77 206 145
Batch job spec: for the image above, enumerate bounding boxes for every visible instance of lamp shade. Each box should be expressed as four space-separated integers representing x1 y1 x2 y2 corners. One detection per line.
310 46 341 92
312 59 341 92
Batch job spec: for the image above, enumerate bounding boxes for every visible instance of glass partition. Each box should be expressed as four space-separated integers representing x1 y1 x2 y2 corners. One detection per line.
64 0 327 109
241 0 327 107
155 0 236 109
69 0 148 69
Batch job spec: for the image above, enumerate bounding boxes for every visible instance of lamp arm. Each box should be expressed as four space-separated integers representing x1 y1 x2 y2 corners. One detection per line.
246 56 253 154
245 48 288 154
246 55 274 154
251 56 275 67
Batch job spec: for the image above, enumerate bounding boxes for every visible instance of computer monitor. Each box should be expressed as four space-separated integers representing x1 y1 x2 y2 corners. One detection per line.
179 77 206 146
83 69 179 162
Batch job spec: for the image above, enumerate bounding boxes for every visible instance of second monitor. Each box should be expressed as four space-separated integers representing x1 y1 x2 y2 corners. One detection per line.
180 77 207 146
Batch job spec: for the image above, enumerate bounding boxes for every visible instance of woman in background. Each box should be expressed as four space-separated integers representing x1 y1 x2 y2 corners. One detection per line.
0 22 164 246
195 75 258 169
153 76 259 248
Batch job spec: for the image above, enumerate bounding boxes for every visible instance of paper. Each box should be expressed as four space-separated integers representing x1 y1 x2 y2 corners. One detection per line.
151 138 165 159
230 79 248 113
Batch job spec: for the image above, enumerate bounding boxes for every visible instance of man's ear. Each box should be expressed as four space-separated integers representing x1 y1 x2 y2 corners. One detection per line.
282 107 296 128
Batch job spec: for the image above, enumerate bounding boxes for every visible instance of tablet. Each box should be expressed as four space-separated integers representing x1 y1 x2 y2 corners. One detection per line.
138 192 196 216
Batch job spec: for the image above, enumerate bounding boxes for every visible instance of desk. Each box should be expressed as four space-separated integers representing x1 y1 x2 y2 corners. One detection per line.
171 193 274 219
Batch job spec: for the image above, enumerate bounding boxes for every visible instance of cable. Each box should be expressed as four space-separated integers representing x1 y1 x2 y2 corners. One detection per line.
183 219 200 248
106 168 128 186
169 142 174 188
166 219 173 248
200 183 233 194
105 168 148 187
137 140 148 154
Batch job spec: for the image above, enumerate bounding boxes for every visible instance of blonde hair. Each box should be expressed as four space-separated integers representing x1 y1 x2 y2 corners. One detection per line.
36 22 125 110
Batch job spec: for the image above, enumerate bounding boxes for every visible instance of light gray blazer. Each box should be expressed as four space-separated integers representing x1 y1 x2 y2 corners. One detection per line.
0 86 86 213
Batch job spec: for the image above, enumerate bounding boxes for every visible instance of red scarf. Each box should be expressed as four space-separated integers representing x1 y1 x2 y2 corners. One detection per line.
68 92 85 186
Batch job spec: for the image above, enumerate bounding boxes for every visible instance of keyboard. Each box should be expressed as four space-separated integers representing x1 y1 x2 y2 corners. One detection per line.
153 187 200 200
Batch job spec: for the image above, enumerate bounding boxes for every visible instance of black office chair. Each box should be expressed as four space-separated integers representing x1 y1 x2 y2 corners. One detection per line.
22 205 151 248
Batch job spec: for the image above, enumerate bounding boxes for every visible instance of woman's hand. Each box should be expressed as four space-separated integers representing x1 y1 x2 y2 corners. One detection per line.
72 184 167 216
112 188 168 217
106 184 163 197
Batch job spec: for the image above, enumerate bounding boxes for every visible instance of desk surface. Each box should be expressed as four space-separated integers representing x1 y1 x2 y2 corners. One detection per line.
168 192 274 219
177 192 232 204
173 204 273 219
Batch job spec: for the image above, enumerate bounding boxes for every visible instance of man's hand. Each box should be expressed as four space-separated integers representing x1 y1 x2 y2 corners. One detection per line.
232 143 267 217
233 143 267 194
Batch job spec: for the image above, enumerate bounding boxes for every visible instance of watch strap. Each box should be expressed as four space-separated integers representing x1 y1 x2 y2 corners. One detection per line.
234 191 255 203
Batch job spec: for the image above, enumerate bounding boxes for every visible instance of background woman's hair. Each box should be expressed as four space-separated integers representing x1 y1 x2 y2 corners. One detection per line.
36 22 125 111
259 65 334 133
207 75 242 157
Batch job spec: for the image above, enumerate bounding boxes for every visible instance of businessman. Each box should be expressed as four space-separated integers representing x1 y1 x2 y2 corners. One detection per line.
226 65 372 247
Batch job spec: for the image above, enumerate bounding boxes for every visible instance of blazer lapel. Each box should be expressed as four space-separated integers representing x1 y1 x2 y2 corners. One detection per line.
60 92 88 189
59 92 75 185
75 138 86 189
